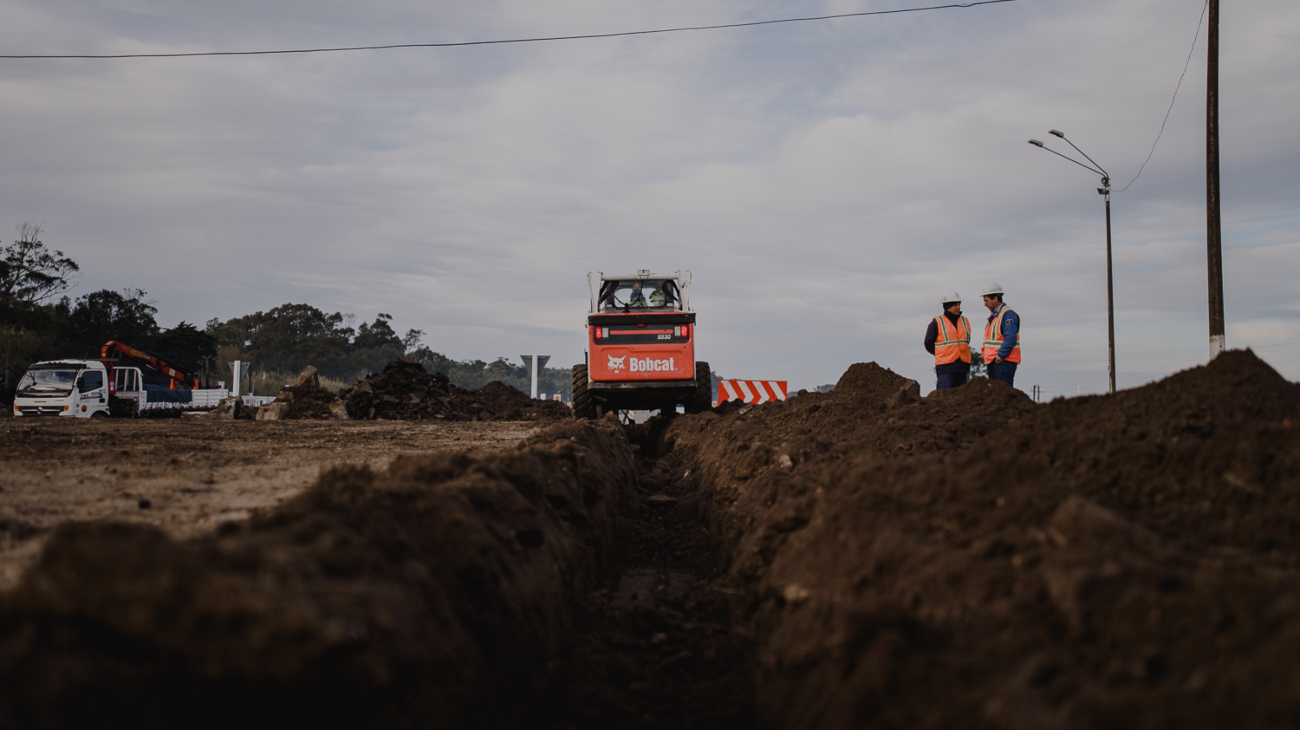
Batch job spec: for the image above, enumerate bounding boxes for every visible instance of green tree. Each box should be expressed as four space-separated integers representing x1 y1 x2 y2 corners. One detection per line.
0 223 79 307
348 313 405 375
353 313 400 350
406 345 458 380
1 325 44 406
0 224 79 376
207 303 353 377
447 357 571 398
58 288 159 358
403 331 572 399
152 321 219 379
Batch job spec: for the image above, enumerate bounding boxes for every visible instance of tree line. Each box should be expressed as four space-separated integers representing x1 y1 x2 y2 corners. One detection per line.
1 224 573 401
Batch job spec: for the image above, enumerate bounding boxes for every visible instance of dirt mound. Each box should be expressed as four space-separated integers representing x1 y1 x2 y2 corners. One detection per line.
0 420 636 729
661 350 1300 730
7 349 1294 729
472 380 572 421
833 360 917 400
0 518 46 542
275 382 339 418
271 366 345 420
339 359 571 422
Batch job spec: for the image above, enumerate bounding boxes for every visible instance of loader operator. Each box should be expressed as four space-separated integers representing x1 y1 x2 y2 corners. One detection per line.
981 283 1020 387
924 291 972 390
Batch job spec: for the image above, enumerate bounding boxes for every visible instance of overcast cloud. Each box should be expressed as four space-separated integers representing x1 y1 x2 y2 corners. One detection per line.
2 0 1297 395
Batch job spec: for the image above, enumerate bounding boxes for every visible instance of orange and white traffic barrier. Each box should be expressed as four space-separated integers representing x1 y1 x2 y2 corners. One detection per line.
717 380 787 404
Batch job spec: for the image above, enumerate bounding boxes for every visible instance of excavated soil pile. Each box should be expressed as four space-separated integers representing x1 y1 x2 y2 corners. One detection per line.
0 420 636 729
340 358 572 422
275 382 340 418
273 366 345 420
660 350 1300 730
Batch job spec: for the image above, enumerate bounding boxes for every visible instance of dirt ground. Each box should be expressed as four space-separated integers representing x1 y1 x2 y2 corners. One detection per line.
1 350 1297 730
0 418 537 591
0 419 643 729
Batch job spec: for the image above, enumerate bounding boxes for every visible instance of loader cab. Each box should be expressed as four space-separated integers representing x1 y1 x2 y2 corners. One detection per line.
596 278 684 312
588 270 691 315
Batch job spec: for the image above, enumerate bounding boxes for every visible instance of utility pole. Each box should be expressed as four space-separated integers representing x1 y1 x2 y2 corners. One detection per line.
1102 176 1116 394
1206 0 1225 358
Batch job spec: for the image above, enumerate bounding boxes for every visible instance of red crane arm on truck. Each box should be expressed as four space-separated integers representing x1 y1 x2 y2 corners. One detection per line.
100 341 198 389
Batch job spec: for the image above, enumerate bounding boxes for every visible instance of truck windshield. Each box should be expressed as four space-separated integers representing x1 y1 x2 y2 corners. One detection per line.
598 279 680 312
17 368 78 396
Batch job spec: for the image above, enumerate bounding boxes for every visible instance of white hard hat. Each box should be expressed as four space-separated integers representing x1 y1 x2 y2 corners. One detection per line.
941 290 962 305
981 282 1005 297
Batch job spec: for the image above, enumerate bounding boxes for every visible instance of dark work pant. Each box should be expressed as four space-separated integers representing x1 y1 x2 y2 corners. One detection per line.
935 371 969 390
987 360 1017 387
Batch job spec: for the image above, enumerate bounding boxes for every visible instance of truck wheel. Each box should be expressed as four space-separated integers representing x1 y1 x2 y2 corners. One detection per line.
685 361 713 414
90 410 109 419
571 364 597 420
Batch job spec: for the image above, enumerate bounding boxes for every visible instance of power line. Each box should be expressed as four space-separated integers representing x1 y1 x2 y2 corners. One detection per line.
1115 0 1209 193
0 0 1021 60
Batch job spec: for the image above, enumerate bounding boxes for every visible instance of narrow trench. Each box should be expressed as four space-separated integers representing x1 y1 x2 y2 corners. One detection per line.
543 430 756 729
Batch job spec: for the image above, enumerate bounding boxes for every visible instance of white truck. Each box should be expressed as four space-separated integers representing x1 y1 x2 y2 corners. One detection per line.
12 359 236 418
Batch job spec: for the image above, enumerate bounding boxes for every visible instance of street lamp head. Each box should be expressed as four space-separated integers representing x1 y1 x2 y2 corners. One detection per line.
1028 139 1044 147
1049 129 1065 138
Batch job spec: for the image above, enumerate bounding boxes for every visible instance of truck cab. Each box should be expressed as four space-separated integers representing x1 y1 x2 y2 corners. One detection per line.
572 270 711 418
12 361 116 418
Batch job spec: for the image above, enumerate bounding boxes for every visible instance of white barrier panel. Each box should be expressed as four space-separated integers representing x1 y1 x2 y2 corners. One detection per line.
717 380 787 405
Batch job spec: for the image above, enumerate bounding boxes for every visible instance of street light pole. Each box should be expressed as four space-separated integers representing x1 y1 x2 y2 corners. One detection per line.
1028 132 1117 394
1101 176 1116 397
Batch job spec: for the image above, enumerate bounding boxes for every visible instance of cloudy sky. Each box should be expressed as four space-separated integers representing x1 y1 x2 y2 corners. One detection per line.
2 0 1297 396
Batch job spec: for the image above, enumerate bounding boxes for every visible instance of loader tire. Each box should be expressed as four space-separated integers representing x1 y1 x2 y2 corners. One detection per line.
685 361 713 414
572 364 597 420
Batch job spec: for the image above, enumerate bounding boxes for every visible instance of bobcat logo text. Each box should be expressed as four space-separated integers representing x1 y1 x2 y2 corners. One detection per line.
630 357 676 372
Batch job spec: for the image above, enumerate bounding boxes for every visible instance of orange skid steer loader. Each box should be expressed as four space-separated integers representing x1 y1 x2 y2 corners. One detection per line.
571 270 711 419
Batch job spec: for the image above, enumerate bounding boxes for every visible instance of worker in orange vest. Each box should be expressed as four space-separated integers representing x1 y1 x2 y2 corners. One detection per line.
981 283 1020 387
924 290 972 390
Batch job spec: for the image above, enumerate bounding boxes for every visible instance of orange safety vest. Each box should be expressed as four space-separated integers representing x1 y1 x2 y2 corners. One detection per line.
982 306 1021 363
933 315 971 365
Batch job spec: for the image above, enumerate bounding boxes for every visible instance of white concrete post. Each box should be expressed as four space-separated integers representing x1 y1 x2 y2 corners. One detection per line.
519 355 551 399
